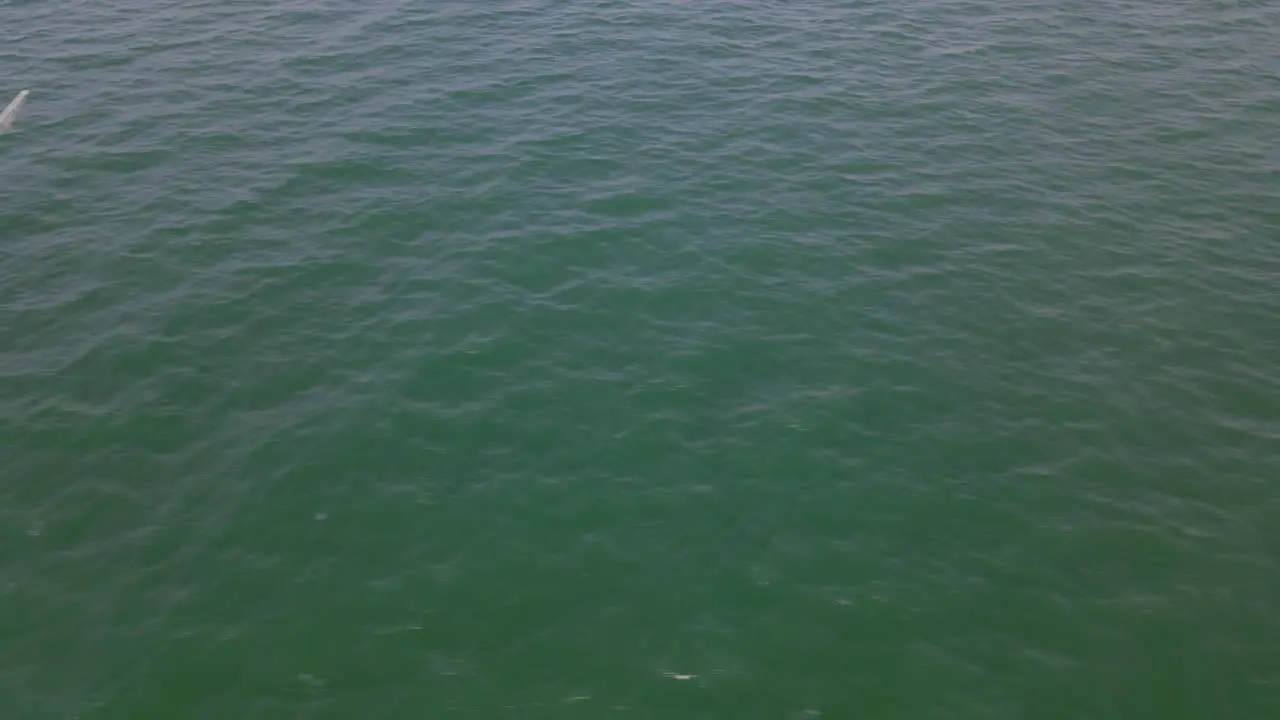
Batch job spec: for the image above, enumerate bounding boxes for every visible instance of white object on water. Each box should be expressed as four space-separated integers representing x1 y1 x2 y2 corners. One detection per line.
0 90 29 132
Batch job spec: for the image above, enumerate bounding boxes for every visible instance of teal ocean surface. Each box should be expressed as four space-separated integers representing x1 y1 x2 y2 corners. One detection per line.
2 1 1279 717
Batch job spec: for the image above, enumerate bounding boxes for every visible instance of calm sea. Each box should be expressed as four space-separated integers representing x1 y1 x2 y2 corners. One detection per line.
2 1 1279 717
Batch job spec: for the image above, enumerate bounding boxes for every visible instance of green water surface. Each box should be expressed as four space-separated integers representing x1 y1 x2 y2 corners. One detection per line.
2 1 1279 718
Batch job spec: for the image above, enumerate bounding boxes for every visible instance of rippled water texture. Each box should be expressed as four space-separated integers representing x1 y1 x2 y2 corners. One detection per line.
2 1 1279 717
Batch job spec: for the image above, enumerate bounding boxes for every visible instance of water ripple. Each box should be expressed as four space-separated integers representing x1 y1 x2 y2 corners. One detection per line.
2 0 1279 717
